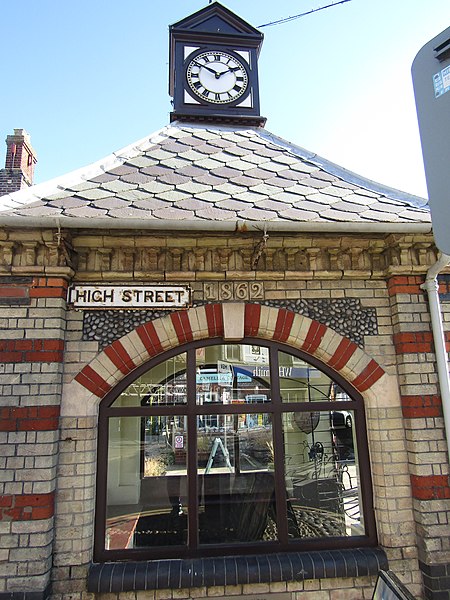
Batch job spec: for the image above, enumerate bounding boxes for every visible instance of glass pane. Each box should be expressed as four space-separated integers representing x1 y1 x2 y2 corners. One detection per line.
105 416 188 550
279 351 336 403
196 344 271 405
198 413 277 544
111 353 187 407
282 411 364 539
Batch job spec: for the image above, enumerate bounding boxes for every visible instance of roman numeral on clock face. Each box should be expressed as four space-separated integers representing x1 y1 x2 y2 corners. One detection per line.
186 50 249 104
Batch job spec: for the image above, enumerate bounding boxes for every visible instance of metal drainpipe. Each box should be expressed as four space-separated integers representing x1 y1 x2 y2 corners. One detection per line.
420 253 450 462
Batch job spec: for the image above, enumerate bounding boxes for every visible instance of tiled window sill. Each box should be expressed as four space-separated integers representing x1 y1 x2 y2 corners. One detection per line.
88 547 388 593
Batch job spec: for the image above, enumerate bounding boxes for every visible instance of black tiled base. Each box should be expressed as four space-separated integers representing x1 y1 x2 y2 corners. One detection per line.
420 561 450 600
88 547 388 593
0 584 51 600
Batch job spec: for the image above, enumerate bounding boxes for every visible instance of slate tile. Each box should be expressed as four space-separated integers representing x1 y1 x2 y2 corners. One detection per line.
271 191 307 204
157 190 190 202
178 165 208 177
314 170 338 182
121 172 156 185
250 183 282 196
257 199 290 211
176 135 206 147
67 181 101 192
302 176 332 189
89 173 119 183
215 182 246 195
102 180 139 193
196 207 235 220
196 157 226 170
194 174 227 185
141 181 172 193
94 198 131 209
245 167 274 180
16 205 65 217
132 198 169 211
141 165 173 176
159 173 191 186
278 207 318 221
238 207 278 220
108 165 138 176
230 174 261 187
63 206 108 218
195 144 223 155
175 198 211 211
196 190 229 202
210 166 242 178
108 207 153 219
216 199 252 211
153 207 195 220
160 141 189 153
48 197 89 209
208 138 235 148
265 176 297 188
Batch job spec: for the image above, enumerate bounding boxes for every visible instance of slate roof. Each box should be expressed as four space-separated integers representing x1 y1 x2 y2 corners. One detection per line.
0 122 431 232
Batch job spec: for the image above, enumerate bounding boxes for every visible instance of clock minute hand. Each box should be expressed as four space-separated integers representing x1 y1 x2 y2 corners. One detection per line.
193 60 219 76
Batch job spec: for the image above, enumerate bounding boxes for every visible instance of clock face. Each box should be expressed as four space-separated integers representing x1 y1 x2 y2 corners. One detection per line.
186 51 249 104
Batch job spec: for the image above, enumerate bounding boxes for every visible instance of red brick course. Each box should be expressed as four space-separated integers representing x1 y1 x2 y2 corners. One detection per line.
0 339 64 363
0 285 29 299
0 492 55 521
410 474 450 500
387 275 424 296
401 394 442 418
393 332 435 354
29 277 68 299
0 406 60 431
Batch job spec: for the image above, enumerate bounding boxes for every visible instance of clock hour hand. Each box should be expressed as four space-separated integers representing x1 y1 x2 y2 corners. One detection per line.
216 65 241 78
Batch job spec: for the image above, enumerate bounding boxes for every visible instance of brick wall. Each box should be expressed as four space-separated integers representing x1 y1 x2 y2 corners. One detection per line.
2 231 448 600
388 275 450 597
0 276 67 597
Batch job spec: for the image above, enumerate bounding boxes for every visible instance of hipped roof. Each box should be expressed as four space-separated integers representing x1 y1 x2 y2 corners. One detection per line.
0 122 431 233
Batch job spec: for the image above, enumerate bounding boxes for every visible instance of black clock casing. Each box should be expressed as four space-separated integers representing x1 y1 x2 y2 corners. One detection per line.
169 2 265 126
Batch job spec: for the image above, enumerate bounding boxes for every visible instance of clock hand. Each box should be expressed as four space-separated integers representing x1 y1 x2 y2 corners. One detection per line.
193 60 219 76
216 65 241 78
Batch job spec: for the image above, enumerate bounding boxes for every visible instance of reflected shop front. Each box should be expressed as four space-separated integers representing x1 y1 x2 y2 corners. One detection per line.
95 341 375 560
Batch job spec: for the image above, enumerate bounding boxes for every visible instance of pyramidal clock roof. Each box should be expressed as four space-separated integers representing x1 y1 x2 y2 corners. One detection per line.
0 121 430 233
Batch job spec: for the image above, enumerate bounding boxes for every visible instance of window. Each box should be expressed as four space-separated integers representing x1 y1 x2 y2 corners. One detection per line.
94 339 376 561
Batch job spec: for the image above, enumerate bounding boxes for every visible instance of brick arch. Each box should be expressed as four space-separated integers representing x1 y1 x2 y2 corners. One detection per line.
73 303 385 404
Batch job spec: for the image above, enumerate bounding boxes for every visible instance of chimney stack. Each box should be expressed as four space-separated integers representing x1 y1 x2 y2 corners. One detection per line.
0 129 37 196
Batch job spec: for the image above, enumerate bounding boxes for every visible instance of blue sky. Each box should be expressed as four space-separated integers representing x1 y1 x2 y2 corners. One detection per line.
1 1 450 198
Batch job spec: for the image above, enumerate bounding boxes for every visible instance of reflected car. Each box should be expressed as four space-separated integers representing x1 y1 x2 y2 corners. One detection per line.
330 410 352 428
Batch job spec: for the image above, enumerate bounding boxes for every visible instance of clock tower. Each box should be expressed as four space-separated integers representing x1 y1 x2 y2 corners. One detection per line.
169 2 266 126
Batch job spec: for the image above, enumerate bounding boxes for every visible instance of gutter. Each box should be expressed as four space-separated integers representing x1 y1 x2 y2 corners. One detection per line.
0 215 433 234
421 253 450 463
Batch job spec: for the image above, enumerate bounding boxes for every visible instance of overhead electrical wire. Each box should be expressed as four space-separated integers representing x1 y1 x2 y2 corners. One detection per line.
258 0 352 28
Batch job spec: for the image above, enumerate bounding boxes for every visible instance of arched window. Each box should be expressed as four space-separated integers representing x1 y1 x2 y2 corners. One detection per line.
94 339 376 561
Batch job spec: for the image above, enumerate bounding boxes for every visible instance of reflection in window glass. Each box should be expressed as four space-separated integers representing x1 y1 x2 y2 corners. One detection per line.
282 411 364 539
279 351 333 403
198 414 276 544
111 354 187 407
106 416 188 550
196 344 271 405
99 343 372 560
